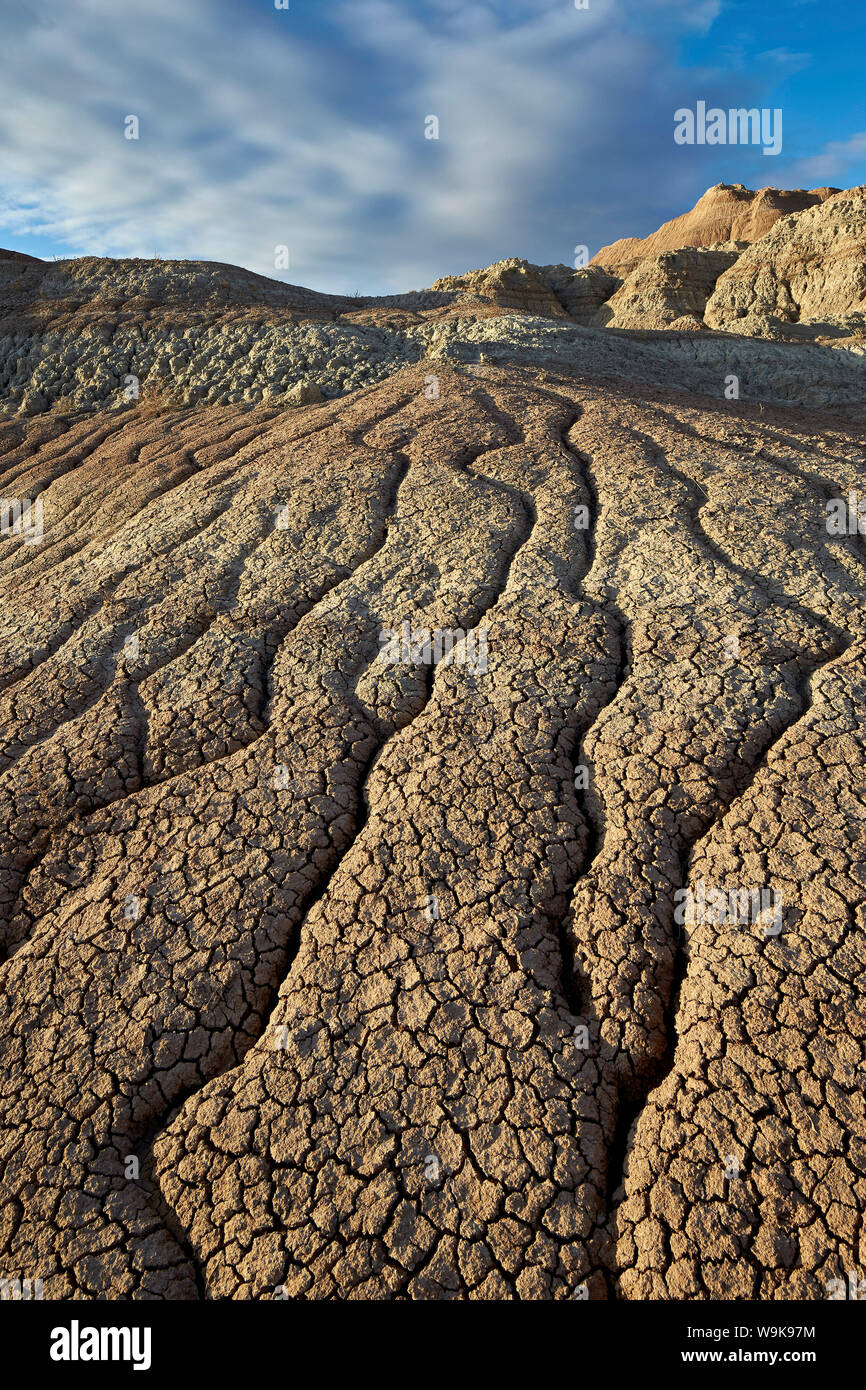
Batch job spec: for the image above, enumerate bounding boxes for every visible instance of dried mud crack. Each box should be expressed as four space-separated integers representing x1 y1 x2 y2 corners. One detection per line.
0 362 863 1301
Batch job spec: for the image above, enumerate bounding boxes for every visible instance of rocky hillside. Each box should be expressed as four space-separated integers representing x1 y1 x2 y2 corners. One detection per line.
591 183 866 341
592 182 839 275
0 190 864 1301
704 188 866 340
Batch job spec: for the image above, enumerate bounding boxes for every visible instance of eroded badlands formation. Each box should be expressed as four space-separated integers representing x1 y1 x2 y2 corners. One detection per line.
0 186 864 1300
2 182 866 423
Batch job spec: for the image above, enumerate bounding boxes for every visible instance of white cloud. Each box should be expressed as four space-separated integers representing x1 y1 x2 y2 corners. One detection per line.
0 0 849 293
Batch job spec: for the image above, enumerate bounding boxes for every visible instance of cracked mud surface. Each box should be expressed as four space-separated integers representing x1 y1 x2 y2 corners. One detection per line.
0 364 863 1299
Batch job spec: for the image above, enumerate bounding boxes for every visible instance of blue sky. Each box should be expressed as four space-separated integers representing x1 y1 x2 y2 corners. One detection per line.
0 0 863 293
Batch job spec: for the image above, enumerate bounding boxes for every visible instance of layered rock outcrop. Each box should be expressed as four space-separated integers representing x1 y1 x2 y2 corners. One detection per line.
592 183 838 276
3 183 866 421
594 248 738 331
